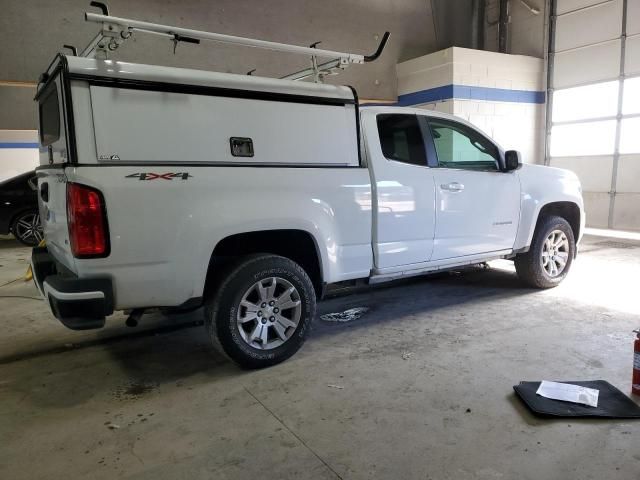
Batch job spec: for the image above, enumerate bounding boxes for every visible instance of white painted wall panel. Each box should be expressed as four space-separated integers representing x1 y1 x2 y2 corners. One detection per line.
397 64 452 96
556 0 611 15
624 34 640 75
396 49 455 78
612 194 640 230
627 1 640 35
0 149 39 182
0 130 38 182
397 47 544 93
553 40 620 88
89 86 358 166
486 104 544 163
615 155 640 193
0 130 37 143
582 191 611 227
555 0 622 52
418 101 454 114
551 0 639 230
550 155 613 192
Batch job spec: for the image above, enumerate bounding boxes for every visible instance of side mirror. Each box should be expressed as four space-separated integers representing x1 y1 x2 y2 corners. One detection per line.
503 150 522 172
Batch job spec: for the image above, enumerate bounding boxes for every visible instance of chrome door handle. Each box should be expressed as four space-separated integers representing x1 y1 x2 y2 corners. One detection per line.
440 182 464 192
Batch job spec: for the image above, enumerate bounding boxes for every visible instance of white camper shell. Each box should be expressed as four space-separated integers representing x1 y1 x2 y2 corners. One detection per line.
48 56 361 167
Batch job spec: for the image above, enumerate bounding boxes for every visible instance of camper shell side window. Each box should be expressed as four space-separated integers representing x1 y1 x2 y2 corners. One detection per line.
39 82 61 147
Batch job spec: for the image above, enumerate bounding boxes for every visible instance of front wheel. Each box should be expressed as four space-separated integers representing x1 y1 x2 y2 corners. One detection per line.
204 254 316 369
514 215 575 288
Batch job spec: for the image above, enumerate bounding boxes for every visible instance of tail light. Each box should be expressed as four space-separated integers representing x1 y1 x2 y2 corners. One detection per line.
67 183 109 258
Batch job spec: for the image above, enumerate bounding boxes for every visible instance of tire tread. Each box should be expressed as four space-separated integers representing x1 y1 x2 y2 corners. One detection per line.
204 254 315 368
514 215 575 289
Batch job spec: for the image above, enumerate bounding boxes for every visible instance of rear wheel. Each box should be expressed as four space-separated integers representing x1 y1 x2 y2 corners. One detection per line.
514 215 575 288
11 210 43 246
205 254 316 369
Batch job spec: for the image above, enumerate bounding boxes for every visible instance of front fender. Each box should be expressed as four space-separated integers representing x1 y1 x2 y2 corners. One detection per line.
513 164 584 250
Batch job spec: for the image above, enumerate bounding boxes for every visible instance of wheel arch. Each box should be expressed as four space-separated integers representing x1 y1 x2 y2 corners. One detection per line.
535 201 581 243
515 200 582 255
204 229 324 299
514 208 578 288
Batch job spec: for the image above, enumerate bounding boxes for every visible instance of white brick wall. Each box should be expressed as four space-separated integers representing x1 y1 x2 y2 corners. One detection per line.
396 47 545 164
419 100 454 115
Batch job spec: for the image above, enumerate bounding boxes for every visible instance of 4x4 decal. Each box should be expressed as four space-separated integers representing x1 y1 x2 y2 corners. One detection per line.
126 172 192 181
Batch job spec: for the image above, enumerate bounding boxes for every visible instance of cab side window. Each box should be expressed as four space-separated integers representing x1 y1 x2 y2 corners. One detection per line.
429 118 499 171
377 114 427 167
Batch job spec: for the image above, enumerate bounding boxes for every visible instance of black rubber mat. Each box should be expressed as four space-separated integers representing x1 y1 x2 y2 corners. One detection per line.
514 380 640 418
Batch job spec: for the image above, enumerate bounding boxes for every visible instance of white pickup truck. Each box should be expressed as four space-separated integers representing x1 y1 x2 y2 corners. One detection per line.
32 34 584 368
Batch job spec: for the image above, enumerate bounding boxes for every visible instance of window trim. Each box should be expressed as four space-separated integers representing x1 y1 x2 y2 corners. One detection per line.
425 117 501 172
376 113 430 168
38 81 61 147
417 116 440 168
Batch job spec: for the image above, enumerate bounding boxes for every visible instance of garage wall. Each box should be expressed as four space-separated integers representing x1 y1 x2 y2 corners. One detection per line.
485 0 548 57
0 131 39 182
397 47 545 164
0 0 443 129
547 0 640 231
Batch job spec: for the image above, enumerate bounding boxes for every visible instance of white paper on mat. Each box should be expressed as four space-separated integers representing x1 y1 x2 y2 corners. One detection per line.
536 381 599 407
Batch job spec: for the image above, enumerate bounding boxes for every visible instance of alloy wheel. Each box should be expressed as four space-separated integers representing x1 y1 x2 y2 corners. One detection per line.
541 229 569 277
14 212 43 246
236 277 302 350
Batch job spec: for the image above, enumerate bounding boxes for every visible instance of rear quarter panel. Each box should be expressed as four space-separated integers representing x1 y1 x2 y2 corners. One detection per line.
68 166 372 310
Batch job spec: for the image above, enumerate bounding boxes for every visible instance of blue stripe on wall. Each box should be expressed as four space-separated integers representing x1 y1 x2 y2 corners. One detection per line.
396 85 456 106
451 85 545 104
363 84 545 107
0 142 40 149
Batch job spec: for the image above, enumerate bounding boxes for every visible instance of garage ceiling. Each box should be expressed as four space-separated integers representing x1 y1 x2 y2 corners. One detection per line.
0 0 441 129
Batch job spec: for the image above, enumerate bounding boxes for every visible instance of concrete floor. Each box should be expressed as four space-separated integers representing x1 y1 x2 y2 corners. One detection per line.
0 234 639 480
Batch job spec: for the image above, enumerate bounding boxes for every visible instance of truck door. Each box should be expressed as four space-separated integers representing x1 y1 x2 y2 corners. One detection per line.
363 111 436 269
426 117 520 261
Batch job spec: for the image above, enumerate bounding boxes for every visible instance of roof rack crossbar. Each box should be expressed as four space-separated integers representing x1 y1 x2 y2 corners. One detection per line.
79 3 389 82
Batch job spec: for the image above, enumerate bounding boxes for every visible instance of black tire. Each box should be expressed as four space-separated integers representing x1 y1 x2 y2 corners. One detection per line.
11 210 43 247
514 215 575 289
204 254 316 369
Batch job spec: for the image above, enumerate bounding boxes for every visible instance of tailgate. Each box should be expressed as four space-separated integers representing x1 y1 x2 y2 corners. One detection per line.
36 67 76 272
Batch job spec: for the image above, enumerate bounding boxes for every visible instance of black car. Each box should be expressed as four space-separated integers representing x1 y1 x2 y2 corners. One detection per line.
0 171 43 246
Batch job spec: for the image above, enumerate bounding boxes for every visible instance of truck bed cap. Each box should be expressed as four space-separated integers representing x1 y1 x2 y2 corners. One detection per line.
65 55 356 102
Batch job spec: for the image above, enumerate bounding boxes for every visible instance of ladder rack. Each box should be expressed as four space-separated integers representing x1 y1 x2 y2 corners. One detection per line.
76 1 389 83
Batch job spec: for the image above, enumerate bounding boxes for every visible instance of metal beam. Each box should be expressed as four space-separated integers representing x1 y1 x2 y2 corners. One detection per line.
498 0 509 53
544 0 556 166
608 0 628 229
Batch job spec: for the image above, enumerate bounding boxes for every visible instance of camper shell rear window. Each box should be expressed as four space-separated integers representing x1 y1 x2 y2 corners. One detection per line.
38 83 60 146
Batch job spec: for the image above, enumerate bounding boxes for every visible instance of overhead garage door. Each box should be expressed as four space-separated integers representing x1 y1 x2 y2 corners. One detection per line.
547 0 640 230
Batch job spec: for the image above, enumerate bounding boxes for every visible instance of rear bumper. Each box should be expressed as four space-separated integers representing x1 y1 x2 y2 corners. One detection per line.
31 246 113 330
